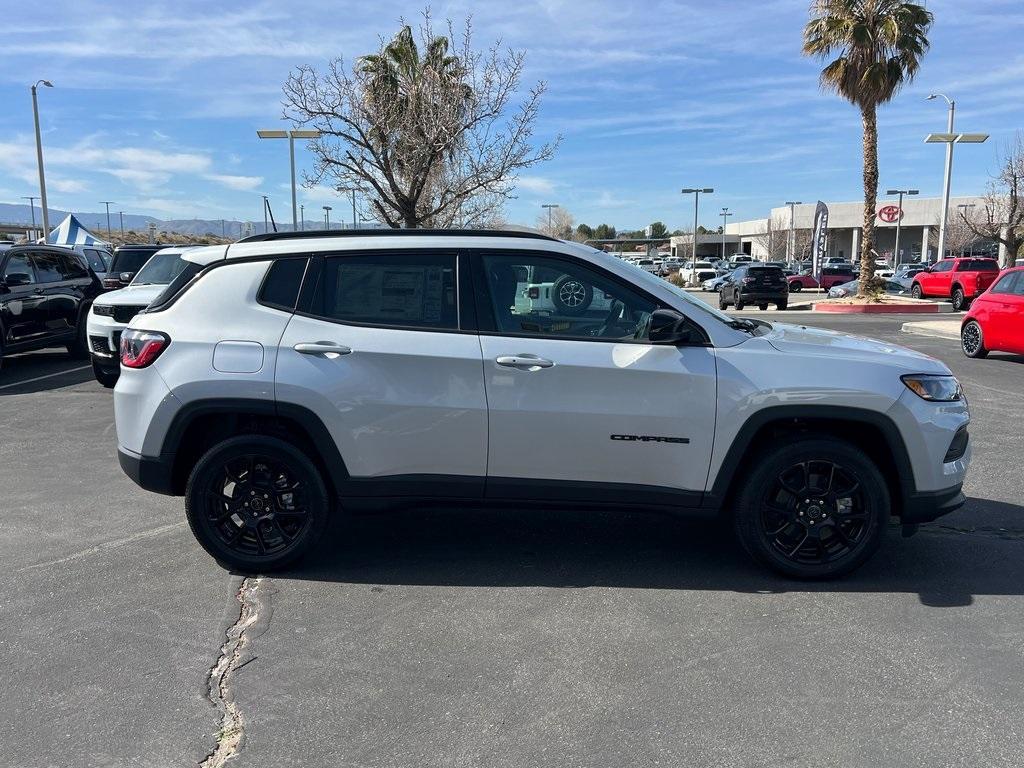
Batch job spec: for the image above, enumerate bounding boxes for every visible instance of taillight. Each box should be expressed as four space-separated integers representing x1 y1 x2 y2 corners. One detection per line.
120 329 169 368
102 278 121 289
742 277 756 284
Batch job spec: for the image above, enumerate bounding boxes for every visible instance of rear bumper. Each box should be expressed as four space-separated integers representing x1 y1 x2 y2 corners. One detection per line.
118 447 177 495
901 483 965 524
738 291 788 301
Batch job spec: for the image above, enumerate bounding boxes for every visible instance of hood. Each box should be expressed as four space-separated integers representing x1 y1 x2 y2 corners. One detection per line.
94 283 167 307
764 322 950 375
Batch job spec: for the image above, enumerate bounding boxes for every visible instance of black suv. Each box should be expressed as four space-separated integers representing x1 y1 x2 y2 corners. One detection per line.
0 245 101 371
104 244 169 289
719 265 789 310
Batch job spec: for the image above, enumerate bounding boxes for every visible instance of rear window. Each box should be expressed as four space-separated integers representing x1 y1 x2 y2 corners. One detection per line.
132 253 190 285
748 267 784 277
110 248 161 275
959 259 999 272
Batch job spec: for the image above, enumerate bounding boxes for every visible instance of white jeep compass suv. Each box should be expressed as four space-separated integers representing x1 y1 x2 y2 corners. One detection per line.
114 230 970 578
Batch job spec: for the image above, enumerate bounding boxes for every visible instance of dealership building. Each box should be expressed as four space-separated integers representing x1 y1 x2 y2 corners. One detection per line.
671 195 1003 264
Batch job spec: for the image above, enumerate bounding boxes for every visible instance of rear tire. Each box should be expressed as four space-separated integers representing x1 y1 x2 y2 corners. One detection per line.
732 438 889 579
719 297 729 310
776 300 788 310
735 299 745 310
960 319 989 358
758 303 768 311
951 287 967 312
790 283 802 293
185 435 329 572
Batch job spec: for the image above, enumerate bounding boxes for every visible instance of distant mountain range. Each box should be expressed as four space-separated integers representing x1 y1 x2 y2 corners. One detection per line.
0 202 353 238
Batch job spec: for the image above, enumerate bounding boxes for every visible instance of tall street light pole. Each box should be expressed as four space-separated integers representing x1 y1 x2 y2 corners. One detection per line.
100 201 115 240
261 195 269 234
720 207 733 261
541 203 559 234
300 204 305 231
785 201 802 263
323 205 332 229
118 211 125 237
925 94 988 263
257 129 322 231
681 188 713 262
957 203 977 256
21 196 38 234
31 80 54 237
885 189 918 269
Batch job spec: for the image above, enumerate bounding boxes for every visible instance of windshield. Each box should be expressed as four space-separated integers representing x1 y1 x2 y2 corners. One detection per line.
132 252 190 285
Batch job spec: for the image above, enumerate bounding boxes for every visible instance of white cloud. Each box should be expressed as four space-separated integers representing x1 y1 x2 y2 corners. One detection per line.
206 174 264 191
515 175 558 195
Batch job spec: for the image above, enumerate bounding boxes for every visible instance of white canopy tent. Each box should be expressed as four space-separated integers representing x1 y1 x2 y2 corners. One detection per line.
45 214 110 248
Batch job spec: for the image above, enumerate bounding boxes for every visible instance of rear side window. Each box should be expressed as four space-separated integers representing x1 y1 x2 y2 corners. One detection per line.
83 249 110 273
32 252 65 282
60 252 89 279
309 252 457 330
958 259 999 272
259 258 308 311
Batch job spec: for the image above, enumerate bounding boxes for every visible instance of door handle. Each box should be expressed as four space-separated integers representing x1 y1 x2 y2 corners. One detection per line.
495 354 554 370
294 341 352 356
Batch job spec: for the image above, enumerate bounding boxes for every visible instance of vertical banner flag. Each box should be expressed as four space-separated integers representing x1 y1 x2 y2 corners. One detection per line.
812 200 829 277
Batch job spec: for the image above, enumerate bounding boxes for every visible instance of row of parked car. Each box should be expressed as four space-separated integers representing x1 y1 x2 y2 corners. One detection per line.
0 241 195 382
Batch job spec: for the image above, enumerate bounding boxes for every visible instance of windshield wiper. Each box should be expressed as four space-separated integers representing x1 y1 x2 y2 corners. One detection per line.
726 318 759 333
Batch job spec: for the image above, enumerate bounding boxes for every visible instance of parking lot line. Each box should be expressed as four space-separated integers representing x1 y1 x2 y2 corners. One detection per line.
0 365 91 391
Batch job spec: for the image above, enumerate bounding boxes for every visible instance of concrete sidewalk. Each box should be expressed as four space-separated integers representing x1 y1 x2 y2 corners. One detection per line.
901 319 961 340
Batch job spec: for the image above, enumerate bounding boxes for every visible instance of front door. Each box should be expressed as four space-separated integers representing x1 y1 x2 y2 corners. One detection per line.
474 251 717 506
275 251 487 495
0 252 47 347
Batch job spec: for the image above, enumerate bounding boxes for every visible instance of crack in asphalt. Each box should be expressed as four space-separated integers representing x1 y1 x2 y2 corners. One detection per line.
201 576 264 768
921 524 1024 541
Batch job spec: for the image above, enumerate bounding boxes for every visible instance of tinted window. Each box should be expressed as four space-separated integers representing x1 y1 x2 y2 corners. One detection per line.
32 252 65 282
932 260 955 273
60 252 89 280
148 262 205 310
480 253 657 342
110 248 161 275
3 253 36 284
958 259 999 272
990 273 1019 295
748 267 784 278
132 253 190 285
83 248 110 272
259 258 307 310
310 253 457 330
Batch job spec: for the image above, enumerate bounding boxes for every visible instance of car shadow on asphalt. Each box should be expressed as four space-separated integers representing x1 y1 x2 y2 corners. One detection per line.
0 351 96 395
273 496 1024 607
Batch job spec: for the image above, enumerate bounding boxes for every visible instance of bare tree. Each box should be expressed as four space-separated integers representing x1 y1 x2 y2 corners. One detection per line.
929 212 978 258
282 12 559 228
751 214 811 262
536 207 576 240
960 133 1024 266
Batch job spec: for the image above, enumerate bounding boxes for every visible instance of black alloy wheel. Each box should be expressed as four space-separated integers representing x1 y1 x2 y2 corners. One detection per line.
961 319 988 358
186 436 328 571
733 439 888 579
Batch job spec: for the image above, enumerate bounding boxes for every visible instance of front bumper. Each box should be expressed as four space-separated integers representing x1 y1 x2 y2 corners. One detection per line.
901 483 966 524
87 311 127 360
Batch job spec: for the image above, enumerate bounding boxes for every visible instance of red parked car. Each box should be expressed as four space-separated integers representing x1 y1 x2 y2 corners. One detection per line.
961 267 1024 358
787 266 856 292
911 257 1000 311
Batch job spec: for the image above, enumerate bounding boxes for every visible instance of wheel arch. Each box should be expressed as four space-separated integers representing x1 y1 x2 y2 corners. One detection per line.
162 398 349 497
706 406 914 520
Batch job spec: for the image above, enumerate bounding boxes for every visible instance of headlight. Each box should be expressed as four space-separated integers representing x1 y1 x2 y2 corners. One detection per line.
901 374 962 402
93 304 114 317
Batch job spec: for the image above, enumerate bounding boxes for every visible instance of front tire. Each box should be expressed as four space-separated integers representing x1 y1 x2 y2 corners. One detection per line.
185 436 329 571
911 283 923 300
776 300 788 310
732 438 889 579
92 359 119 388
961 319 989 358
735 299 745 310
789 283 802 293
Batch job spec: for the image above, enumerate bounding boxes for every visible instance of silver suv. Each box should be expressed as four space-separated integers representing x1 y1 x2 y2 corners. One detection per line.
114 229 970 578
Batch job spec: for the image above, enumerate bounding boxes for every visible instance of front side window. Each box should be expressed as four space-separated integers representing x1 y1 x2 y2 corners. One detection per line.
480 253 657 341
3 253 36 284
132 253 189 285
932 260 955 273
309 252 457 330
990 273 1019 295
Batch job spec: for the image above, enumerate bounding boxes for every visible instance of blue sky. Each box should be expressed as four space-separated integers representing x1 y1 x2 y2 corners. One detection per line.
1 0 1022 230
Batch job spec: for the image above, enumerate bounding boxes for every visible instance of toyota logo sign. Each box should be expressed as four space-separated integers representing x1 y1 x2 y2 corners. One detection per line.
878 205 903 223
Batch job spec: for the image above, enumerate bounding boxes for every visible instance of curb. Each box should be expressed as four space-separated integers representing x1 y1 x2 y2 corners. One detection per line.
811 301 952 314
901 321 961 341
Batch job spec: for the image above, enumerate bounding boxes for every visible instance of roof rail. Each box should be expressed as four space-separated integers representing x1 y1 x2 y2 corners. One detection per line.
237 228 559 244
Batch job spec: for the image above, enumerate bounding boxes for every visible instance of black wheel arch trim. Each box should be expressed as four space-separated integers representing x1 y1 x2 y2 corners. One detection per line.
704 405 917 513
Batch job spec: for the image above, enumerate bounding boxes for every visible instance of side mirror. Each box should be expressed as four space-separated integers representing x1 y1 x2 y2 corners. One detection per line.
648 309 695 345
923 266 932 272
119 271 135 283
4 272 32 287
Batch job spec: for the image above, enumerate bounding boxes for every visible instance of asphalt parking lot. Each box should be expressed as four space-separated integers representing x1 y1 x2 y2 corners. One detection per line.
2 315 1022 768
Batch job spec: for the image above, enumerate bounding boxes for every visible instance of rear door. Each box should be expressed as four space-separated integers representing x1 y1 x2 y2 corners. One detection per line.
275 250 487 495
473 250 717 506
0 252 47 346
978 272 1018 350
1007 274 1024 354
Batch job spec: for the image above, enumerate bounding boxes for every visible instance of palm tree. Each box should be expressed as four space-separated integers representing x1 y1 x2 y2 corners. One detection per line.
803 1 932 295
